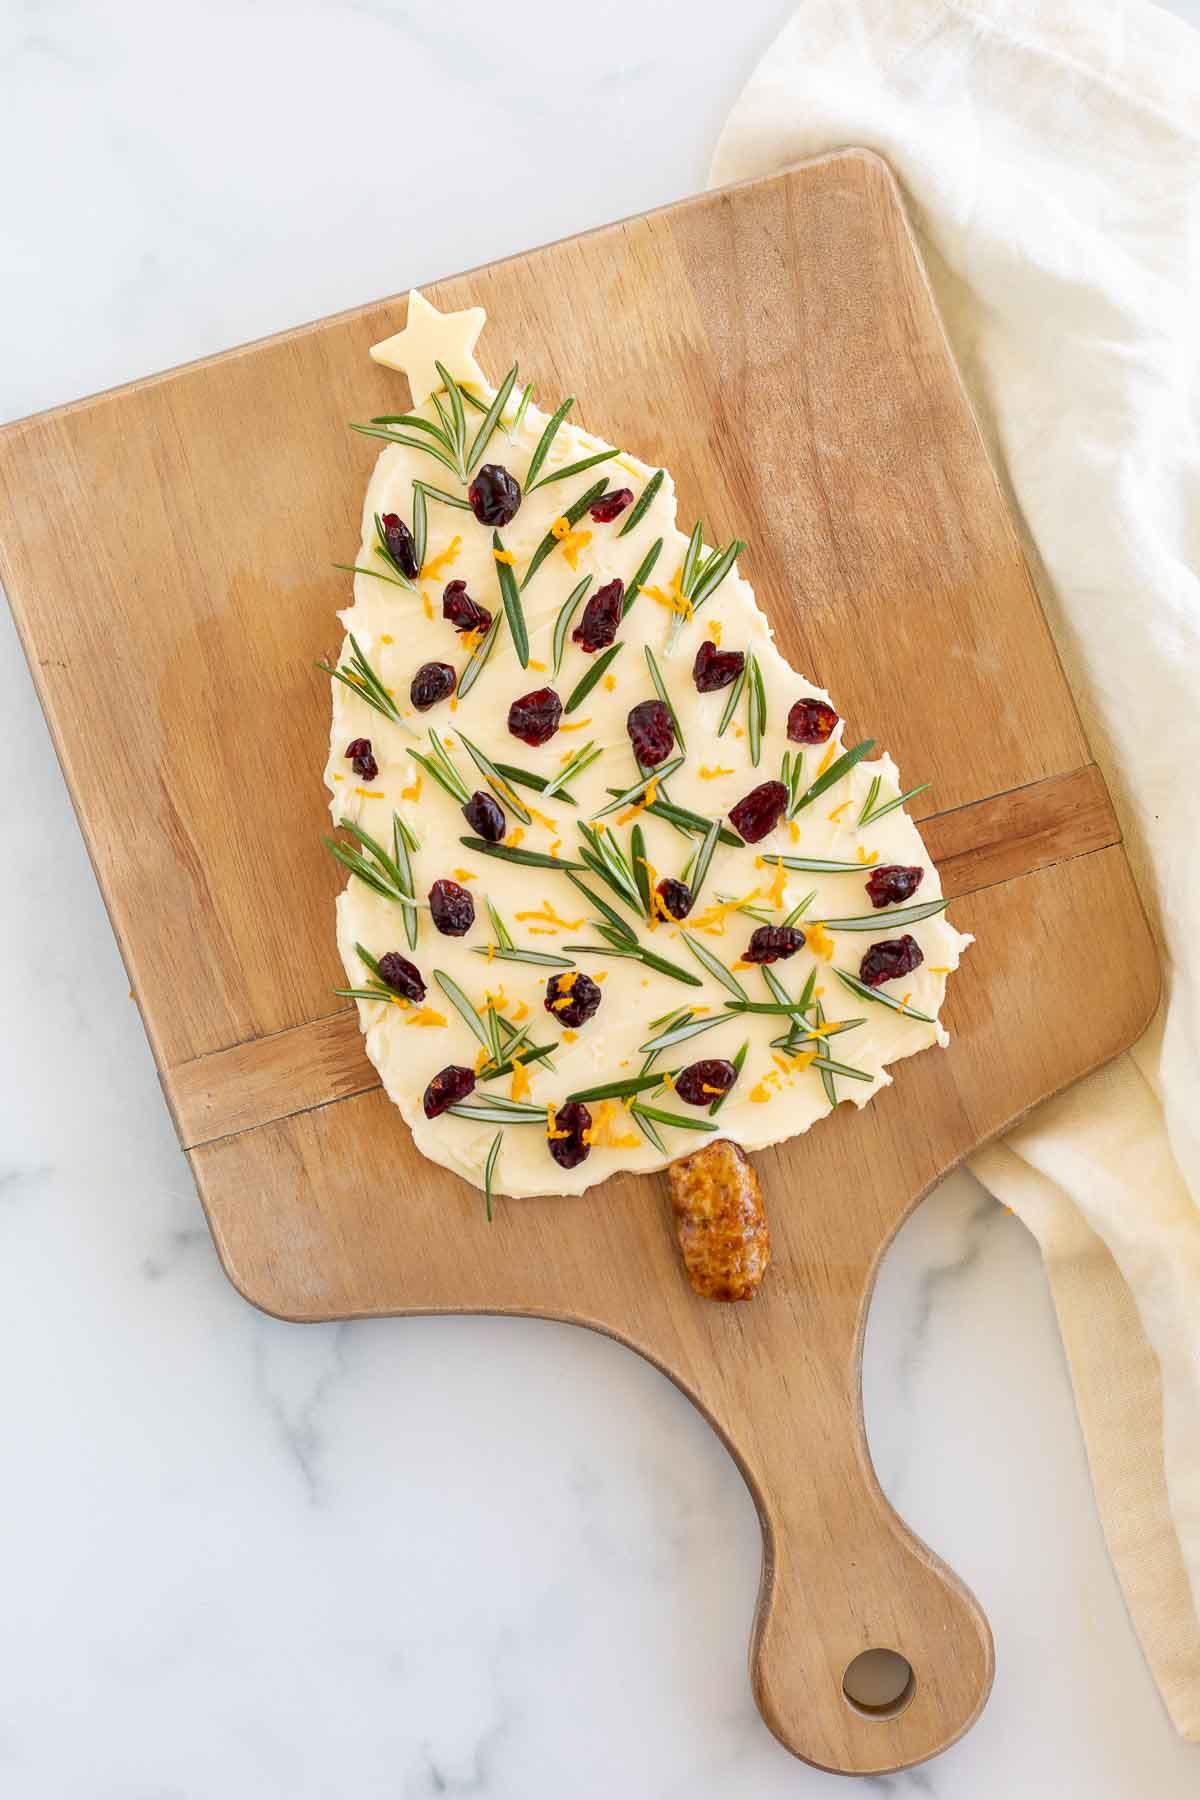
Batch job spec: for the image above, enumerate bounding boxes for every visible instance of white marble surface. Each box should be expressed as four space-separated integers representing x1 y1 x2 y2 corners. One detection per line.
2 2 1198 1794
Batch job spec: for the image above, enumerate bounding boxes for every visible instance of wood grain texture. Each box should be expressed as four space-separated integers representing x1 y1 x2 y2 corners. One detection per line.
0 153 1159 1775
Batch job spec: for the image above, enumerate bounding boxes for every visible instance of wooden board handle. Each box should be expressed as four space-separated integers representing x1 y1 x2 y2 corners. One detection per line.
632 1147 994 1775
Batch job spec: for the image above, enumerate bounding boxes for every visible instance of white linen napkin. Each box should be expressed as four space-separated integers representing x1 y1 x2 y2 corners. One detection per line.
711 0 1200 1737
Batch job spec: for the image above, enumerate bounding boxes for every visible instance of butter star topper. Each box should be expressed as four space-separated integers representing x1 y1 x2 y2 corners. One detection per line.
369 289 487 405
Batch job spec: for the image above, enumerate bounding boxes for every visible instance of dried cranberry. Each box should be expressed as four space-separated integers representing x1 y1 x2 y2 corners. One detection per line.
675 1059 738 1107
410 661 456 711
548 1100 592 1170
423 1065 476 1119
376 952 425 1002
429 878 475 937
345 737 378 781
380 512 419 579
627 699 675 767
588 488 634 523
787 696 839 745
572 578 624 652
656 877 693 921
442 579 492 636
729 780 788 844
866 864 925 909
692 640 745 693
859 934 924 988
544 971 602 1029
743 925 806 964
467 463 521 527
507 686 562 746
463 790 506 842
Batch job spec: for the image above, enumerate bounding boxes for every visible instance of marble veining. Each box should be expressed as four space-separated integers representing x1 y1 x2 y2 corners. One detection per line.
3 1 1199 1794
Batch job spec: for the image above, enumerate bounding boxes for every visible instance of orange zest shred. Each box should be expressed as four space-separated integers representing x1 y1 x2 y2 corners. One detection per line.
699 765 733 780
789 820 801 843
510 1058 532 1102
550 516 592 569
492 547 516 566
511 999 529 1022
380 633 394 645
400 773 422 803
815 740 838 778
420 537 461 581
354 787 384 799
421 593 434 620
593 971 609 982
526 805 559 830
804 920 836 961
453 868 477 883
755 855 788 909
516 901 584 932
687 889 761 936
545 1104 569 1142
528 658 547 672
707 619 723 645
558 717 591 732
405 1007 447 1028
332 773 344 782
602 673 617 692
928 966 950 974
617 779 658 827
562 1028 578 1043
856 846 879 865
827 800 852 823
504 827 525 848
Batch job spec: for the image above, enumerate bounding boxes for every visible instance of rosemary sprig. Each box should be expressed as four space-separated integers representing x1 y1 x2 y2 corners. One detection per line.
680 522 704 592
350 419 460 477
834 968 936 1023
620 539 664 618
335 942 404 1008
460 836 587 872
317 633 413 733
478 1041 556 1083
508 383 533 441
687 817 722 913
542 740 601 801
814 996 837 1109
819 899 948 932
564 873 638 941
551 575 593 677
618 469 664 537
768 1018 865 1048
471 943 576 969
577 821 643 910
483 1131 502 1223
665 531 746 650
493 532 529 667
487 896 513 948
616 793 740 847
747 655 767 767
631 822 652 918
523 397 573 489
465 363 519 475
644 644 685 751
532 447 618 490
781 750 805 818
811 1053 874 1084
493 761 578 806
858 780 932 827
774 853 870 874
333 561 411 592
639 1012 727 1055
521 478 611 590
791 738 876 813
457 611 502 701
785 891 817 926
590 756 684 821
408 731 471 806
434 360 468 477
448 1098 547 1125
709 1040 748 1115
564 938 703 989
632 1108 667 1154
630 1103 717 1135
434 970 493 1053
455 730 532 825
679 932 750 1003
565 1070 676 1105
391 812 420 949
716 660 748 737
564 641 623 714
325 818 419 908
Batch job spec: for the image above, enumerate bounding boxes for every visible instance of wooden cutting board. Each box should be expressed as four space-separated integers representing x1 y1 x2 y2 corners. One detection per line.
0 152 1158 1776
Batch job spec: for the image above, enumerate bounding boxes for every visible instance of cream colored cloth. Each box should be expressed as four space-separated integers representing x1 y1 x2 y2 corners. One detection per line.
711 0 1200 1737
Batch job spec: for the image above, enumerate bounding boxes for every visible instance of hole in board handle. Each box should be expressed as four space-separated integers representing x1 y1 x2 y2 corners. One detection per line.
842 1648 916 1719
